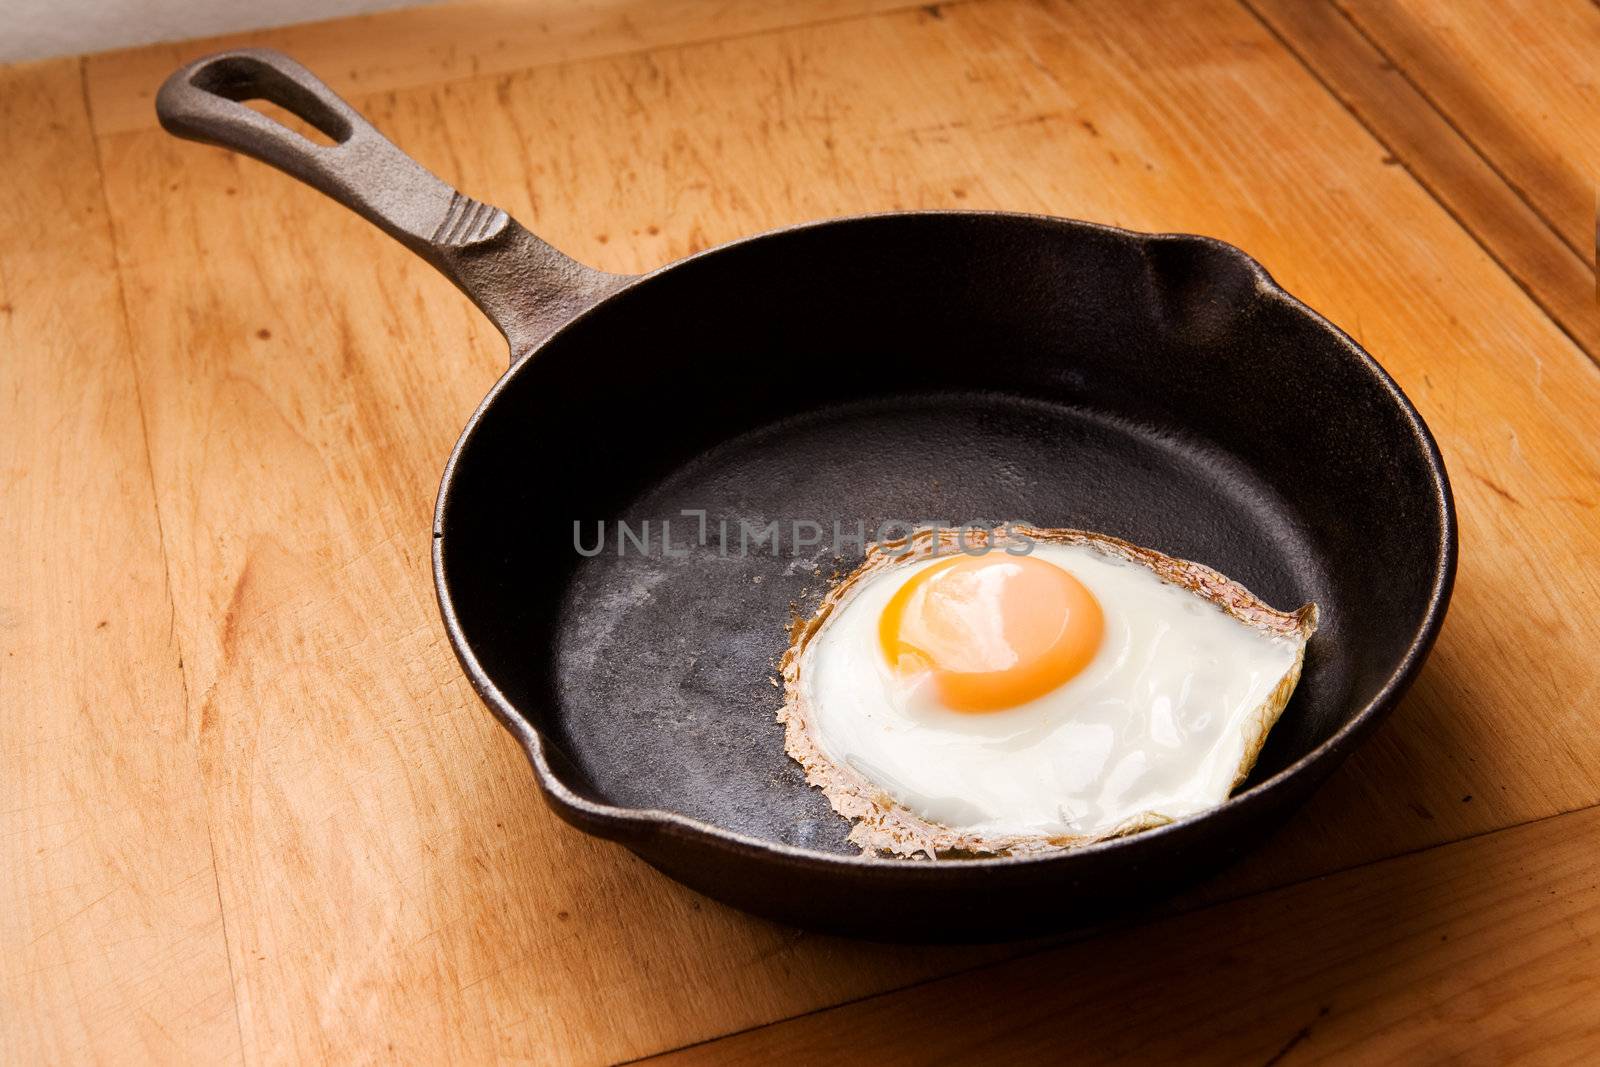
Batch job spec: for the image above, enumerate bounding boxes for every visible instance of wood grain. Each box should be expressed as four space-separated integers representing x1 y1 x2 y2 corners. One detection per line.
1339 0 1598 264
1246 0 1599 361
82 0 939 136
4 0 1599 1060
648 802 1600 1065
0 60 239 1062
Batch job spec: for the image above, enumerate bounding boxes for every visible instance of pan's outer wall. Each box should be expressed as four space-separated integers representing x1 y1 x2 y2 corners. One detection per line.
434 213 1454 940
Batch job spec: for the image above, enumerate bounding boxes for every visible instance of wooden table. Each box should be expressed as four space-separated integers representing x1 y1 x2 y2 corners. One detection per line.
5 1 1598 1061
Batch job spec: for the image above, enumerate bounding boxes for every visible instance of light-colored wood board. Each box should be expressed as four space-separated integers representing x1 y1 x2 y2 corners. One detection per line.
1338 0 1598 264
0 59 241 1063
82 0 944 136
648 802 1600 1065
78 0 1600 1059
1245 0 1598 361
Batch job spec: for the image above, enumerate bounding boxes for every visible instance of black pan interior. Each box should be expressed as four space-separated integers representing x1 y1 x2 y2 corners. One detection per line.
439 214 1444 856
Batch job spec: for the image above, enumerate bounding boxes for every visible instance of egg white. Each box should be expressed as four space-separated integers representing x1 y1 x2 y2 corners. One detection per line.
784 532 1316 856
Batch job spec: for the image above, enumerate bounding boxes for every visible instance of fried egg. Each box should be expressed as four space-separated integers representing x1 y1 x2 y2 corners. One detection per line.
780 527 1317 858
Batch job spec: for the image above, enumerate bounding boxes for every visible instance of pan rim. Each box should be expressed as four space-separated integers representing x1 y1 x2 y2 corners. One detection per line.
431 209 1458 876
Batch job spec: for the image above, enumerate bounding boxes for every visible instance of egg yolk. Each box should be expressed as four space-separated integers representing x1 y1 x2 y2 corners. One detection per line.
878 554 1104 712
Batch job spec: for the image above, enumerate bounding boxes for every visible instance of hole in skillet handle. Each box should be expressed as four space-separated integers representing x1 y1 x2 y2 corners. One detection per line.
237 98 342 148
188 54 353 146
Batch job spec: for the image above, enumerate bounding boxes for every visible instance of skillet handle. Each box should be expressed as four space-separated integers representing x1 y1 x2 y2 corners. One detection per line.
156 48 627 361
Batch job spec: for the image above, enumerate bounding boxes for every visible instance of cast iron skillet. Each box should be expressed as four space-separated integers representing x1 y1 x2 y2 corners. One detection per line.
158 49 1455 941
